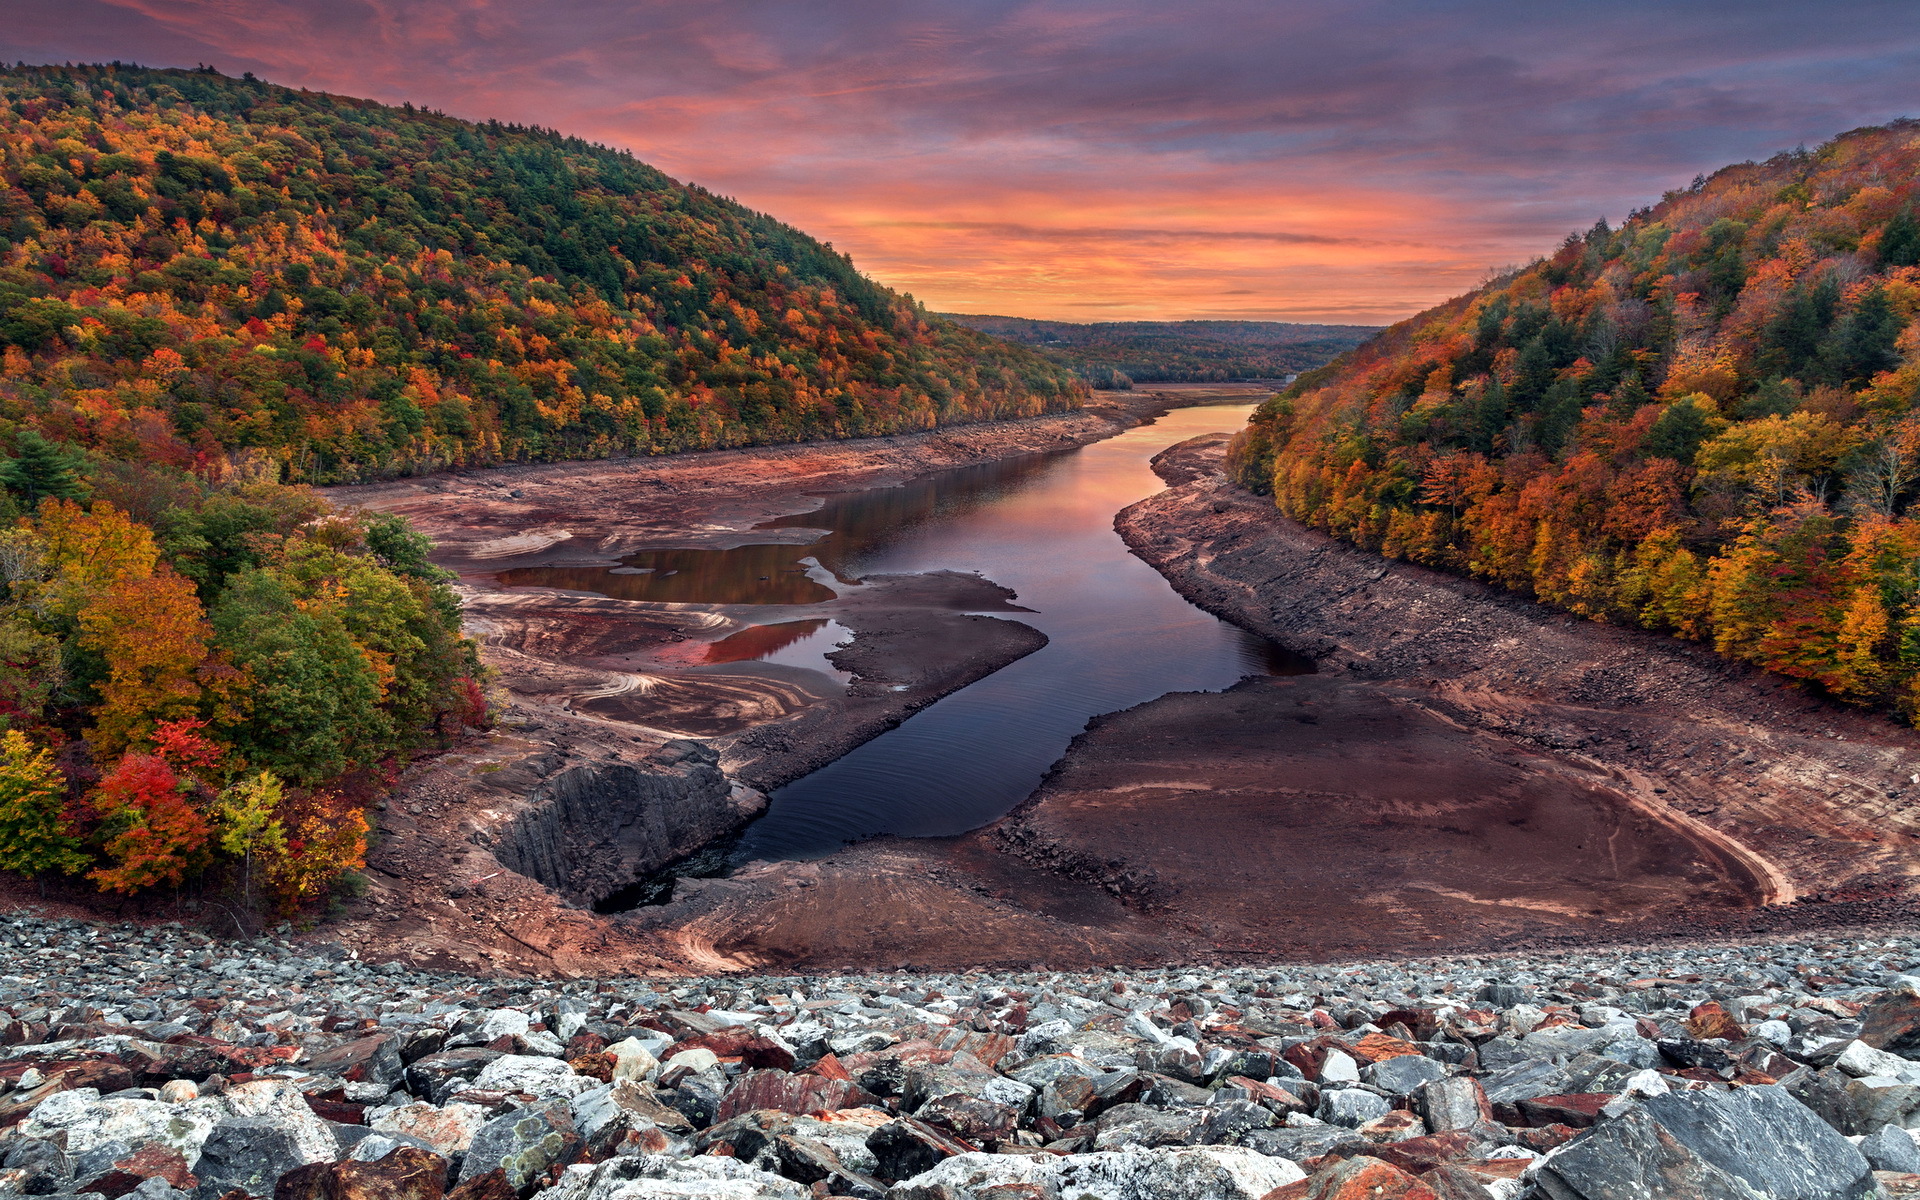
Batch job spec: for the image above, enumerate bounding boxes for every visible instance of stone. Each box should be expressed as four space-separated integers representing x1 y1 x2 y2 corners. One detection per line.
1862 1124 1920 1174
446 1169 519 1200
1091 1103 1203 1150
1860 992 1920 1055
1200 1098 1275 1145
407 1050 506 1106
272 1145 449 1200
866 1117 976 1182
1364 1055 1448 1096
159 1081 199 1104
891 1151 1060 1200
543 1153 810 1200
370 1102 489 1158
1414 1077 1494 1134
1291 1155 1442 1199
469 1054 595 1100
19 1090 217 1166
1316 1088 1390 1128
305 1036 406 1092
457 1099 584 1197
714 1068 871 1122
1530 1107 1760 1200
1055 1144 1305 1199
2 1135 71 1194
603 1039 658 1084
194 1116 330 1199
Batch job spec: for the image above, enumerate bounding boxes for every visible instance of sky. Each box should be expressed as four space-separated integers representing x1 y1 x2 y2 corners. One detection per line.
8 1 1920 325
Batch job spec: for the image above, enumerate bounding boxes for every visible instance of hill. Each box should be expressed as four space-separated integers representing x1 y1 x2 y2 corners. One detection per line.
1231 120 1920 721
0 65 1085 486
940 314 1376 387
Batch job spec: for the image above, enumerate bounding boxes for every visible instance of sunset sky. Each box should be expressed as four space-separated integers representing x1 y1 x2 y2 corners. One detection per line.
9 1 1920 324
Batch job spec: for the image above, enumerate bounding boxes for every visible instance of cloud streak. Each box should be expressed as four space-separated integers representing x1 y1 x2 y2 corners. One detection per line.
6 0 1920 321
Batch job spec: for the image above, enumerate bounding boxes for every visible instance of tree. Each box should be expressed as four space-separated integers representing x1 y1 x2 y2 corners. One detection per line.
0 731 86 877
78 568 212 758
213 770 286 909
265 805 367 913
0 432 89 507
1645 395 1724 464
87 752 211 894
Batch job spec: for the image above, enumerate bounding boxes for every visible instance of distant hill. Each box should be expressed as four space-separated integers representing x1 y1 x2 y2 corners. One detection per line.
0 65 1084 485
939 315 1378 388
1231 119 1920 720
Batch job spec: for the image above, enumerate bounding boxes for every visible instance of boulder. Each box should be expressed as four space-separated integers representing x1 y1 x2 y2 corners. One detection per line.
18 1090 215 1167
540 1152 813 1200
272 1145 449 1200
469 1054 595 1101
304 1037 406 1092
1056 1144 1305 1199
866 1117 975 1183
370 1102 489 1158
1862 1124 1920 1174
1364 1056 1448 1096
193 1116 332 1199
456 1099 584 1197
1317 1088 1391 1128
1860 992 1920 1055
1091 1103 1203 1150
1414 1077 1494 1134
889 1151 1061 1200
407 1050 506 1106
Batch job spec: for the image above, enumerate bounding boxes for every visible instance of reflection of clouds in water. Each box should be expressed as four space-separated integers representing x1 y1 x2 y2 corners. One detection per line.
703 618 854 682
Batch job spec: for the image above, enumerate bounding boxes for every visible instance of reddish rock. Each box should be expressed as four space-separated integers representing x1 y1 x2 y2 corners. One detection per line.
1421 1164 1501 1200
1861 992 1920 1053
568 1052 616 1083
1352 1033 1423 1063
673 1030 796 1071
1281 1156 1442 1200
1685 1003 1745 1042
304 1035 405 1088
563 1032 608 1060
1515 1093 1612 1129
1282 1036 1354 1080
445 1168 516 1200
303 1093 367 1125
808 1053 853 1082
86 1144 197 1198
1378 1009 1441 1041
275 1147 448 1200
1514 1123 1581 1153
0 1059 138 1126
1229 1076 1312 1115
714 1069 873 1122
1367 1131 1480 1173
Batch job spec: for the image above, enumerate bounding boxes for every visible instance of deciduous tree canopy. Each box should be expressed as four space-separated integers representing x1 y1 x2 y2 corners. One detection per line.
1230 121 1920 720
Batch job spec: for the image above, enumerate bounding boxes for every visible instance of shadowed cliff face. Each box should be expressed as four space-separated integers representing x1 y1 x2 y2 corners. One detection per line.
484 746 764 909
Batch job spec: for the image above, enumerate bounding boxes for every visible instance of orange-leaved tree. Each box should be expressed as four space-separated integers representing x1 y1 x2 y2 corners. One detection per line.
79 568 215 759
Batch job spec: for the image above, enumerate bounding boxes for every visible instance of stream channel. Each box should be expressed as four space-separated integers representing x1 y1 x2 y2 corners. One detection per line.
515 403 1309 871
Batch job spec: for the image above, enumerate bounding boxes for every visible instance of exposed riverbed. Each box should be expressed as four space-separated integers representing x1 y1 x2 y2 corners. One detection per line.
502 403 1309 861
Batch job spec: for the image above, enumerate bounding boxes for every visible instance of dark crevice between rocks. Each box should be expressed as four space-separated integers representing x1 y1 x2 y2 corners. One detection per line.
592 834 741 912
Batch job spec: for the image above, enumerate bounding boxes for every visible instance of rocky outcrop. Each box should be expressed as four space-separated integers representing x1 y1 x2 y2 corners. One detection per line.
482 744 764 908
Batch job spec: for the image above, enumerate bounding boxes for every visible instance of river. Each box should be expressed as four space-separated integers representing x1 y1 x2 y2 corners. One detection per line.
508 402 1307 863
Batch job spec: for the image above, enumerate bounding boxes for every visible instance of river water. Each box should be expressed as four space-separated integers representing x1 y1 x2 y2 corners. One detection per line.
508 403 1308 862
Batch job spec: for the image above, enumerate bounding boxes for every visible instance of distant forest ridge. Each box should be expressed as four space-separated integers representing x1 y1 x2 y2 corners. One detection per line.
939 314 1379 387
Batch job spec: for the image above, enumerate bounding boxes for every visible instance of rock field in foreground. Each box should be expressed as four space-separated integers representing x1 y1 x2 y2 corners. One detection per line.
1 919 1919 1198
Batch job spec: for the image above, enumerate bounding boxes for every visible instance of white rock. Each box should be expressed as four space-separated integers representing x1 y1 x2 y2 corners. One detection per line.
471 1053 596 1099
1059 1145 1306 1200
1503 1004 1546 1036
209 1078 339 1166
1124 1011 1172 1046
158 1080 198 1104
556 1011 589 1042
1751 1020 1792 1046
370 1100 488 1155
1836 1039 1920 1082
893 1152 1060 1199
1319 1049 1361 1085
520 1028 568 1058
543 1152 808 1200
662 1048 720 1076
480 1008 532 1042
606 1037 660 1083
20 1090 216 1165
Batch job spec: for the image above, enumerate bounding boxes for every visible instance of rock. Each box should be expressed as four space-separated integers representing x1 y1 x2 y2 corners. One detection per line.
603 1040 659 1084
469 1054 595 1100
1415 1077 1494 1135
446 1169 519 1200
1317 1088 1390 1128
1860 992 1920 1055
305 1037 407 1092
1055 1144 1305 1199
543 1152 808 1200
714 1069 871 1123
19 1090 216 1166
1092 1104 1202 1150
1835 1040 1920 1081
370 1102 489 1158
194 1116 331 1199
1537 1084 1876 1200
456 1099 583 1197
890 1151 1060 1200
407 1050 506 1106
1862 1125 1920 1174
159 1081 199 1104
272 1145 449 1200
2 1135 71 1193
867 1117 976 1182
1365 1056 1448 1096
1289 1155 1442 1199
1200 1099 1275 1145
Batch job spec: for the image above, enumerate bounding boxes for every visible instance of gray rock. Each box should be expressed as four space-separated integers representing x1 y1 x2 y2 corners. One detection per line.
543 1151 808 1200
459 1098 584 1193
1860 1123 1920 1173
1316 1087 1390 1128
1363 1054 1447 1095
1481 1059 1572 1105
191 1117 325 1200
1092 1104 1203 1150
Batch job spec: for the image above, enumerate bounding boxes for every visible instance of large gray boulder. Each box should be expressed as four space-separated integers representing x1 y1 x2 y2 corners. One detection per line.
1535 1085 1875 1200
458 1097 584 1194
539 1151 809 1200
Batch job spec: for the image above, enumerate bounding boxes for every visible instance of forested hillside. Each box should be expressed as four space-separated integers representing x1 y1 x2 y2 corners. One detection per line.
942 315 1374 387
1231 121 1920 719
0 65 1084 485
